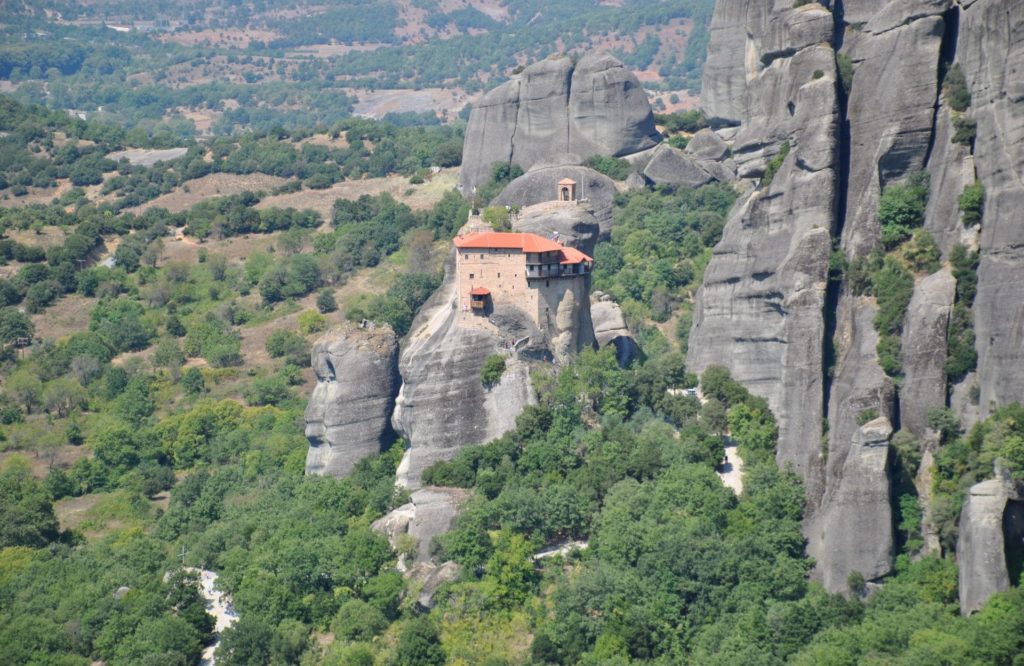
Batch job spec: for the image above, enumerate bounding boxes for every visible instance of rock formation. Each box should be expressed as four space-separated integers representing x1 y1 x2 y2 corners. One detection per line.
493 163 617 237
591 297 638 367
688 3 838 512
391 265 536 488
957 471 1024 615
900 269 956 438
809 417 894 594
959 0 1024 420
687 0 1024 598
304 325 400 477
459 54 660 196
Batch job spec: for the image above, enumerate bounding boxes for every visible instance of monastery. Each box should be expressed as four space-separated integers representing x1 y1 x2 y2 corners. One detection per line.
453 178 594 334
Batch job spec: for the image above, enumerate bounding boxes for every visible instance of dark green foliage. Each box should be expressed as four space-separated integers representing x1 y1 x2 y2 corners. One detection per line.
316 288 337 313
89 298 155 353
872 257 914 377
584 155 633 181
945 305 977 383
946 245 979 383
265 330 310 366
331 193 419 268
836 53 854 95
0 306 33 344
958 182 985 227
181 367 205 395
879 171 929 250
332 599 388 641
481 354 506 388
474 162 524 206
349 272 442 336
0 465 60 548
952 115 977 145
183 316 242 368
654 109 708 133
394 617 446 666
761 141 790 188
943 63 971 112
592 184 736 330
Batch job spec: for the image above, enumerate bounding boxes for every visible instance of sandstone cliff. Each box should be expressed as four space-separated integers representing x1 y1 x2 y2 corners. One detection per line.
458 54 660 196
689 0 1022 603
957 471 1024 614
304 325 400 477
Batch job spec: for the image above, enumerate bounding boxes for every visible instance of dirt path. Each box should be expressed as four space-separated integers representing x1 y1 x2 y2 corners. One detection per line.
184 568 239 666
717 438 744 495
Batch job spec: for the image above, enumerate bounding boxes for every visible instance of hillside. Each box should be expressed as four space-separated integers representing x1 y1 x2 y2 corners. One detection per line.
0 0 712 136
2 2 1024 666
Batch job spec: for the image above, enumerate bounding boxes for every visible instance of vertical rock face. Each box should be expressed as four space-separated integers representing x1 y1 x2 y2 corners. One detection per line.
458 53 660 196
591 298 639 367
957 474 1024 615
958 0 1024 417
688 6 837 501
304 325 400 477
840 3 948 258
811 417 894 594
900 269 956 438
391 266 536 487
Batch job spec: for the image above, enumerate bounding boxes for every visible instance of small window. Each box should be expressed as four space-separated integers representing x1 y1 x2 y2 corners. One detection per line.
469 273 474 279
546 280 550 287
497 272 501 278
480 253 484 259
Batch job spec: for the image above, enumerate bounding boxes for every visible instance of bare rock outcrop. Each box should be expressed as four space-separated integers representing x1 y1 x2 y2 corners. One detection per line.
304 325 400 477
591 298 638 367
392 266 535 487
459 54 660 196
495 170 611 240
810 417 894 594
371 488 466 608
839 3 948 258
688 16 838 503
957 472 1024 614
372 487 469 564
958 0 1024 417
900 269 956 438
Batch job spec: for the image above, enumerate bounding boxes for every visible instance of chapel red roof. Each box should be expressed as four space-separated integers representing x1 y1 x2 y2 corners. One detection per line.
469 287 490 296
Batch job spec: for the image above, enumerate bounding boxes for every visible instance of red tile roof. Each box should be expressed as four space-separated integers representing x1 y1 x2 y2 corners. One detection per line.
559 246 593 264
454 231 563 253
470 287 490 296
453 231 592 265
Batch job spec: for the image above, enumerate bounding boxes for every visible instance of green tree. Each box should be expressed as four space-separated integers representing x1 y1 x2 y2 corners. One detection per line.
393 617 445 666
481 354 506 388
0 464 60 548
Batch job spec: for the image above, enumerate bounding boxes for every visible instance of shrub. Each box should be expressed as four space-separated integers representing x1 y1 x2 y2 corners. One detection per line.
899 229 941 274
958 182 985 227
243 375 292 406
872 257 914 377
181 367 205 395
878 172 929 250
481 354 506 388
265 330 309 366
836 53 854 95
316 289 337 313
584 155 632 181
952 115 977 145
943 63 971 111
761 141 790 188
297 310 327 335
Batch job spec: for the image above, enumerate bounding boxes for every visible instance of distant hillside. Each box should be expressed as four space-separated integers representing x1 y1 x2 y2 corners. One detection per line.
0 0 712 136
